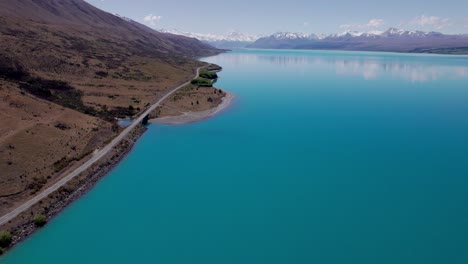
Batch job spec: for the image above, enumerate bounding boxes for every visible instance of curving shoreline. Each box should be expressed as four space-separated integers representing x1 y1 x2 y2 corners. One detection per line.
0 66 222 254
149 91 234 125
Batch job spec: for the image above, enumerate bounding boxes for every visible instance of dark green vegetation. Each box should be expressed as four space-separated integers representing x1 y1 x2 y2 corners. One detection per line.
33 214 47 227
191 78 213 87
0 230 12 248
199 70 218 79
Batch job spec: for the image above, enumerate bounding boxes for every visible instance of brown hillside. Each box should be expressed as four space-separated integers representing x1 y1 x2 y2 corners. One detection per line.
0 0 218 57
0 0 221 215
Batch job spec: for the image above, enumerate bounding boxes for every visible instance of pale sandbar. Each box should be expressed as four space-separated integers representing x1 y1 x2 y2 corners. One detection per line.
149 92 234 125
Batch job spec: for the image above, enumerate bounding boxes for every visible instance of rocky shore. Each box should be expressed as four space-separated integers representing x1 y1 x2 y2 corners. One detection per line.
0 125 147 251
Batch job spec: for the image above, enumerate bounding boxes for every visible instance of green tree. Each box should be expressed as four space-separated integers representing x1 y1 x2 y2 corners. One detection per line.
191 78 213 87
0 231 12 248
199 70 218 80
34 214 47 227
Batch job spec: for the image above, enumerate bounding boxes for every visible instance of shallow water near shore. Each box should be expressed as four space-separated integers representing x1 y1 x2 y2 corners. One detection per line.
3 50 468 263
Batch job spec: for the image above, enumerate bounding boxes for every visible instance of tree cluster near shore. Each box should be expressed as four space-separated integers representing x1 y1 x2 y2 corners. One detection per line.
199 70 218 80
191 77 213 87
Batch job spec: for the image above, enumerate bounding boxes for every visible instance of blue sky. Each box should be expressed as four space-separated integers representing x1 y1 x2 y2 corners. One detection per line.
87 0 468 35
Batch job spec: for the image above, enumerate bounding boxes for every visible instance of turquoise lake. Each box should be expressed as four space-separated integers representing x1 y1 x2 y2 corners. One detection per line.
2 50 468 263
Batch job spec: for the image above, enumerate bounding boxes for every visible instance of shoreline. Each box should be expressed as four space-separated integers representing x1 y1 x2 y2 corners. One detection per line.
149 91 234 125
0 65 217 254
0 125 147 251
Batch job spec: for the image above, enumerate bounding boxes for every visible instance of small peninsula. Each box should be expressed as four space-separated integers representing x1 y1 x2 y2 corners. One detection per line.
150 67 234 125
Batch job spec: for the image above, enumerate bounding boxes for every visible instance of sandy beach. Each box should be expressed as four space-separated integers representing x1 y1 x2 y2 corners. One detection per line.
149 92 234 125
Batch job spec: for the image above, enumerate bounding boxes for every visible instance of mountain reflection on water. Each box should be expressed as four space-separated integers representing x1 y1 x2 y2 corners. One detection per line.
225 50 468 82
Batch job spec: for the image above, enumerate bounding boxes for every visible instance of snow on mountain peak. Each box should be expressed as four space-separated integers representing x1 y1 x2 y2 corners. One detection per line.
338 31 364 37
159 27 449 46
272 32 317 40
366 30 384 36
379 28 444 37
317 27 449 40
159 29 261 42
385 27 405 35
224 31 261 42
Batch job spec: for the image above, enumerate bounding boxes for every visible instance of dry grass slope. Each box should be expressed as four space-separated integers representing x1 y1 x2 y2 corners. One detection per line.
0 0 221 217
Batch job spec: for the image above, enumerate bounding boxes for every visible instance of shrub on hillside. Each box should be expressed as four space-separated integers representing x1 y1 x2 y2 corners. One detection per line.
0 231 12 248
199 70 218 79
34 214 47 227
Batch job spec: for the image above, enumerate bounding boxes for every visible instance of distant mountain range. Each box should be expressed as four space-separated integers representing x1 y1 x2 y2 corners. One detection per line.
162 27 468 54
249 28 468 54
159 29 262 49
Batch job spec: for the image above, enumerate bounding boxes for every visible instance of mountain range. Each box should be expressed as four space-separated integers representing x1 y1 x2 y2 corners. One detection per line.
249 28 468 54
162 27 468 54
159 29 262 49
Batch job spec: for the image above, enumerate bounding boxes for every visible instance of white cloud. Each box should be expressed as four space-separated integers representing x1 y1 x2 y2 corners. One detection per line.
144 14 162 26
410 15 450 30
366 19 385 28
464 19 468 28
340 19 385 30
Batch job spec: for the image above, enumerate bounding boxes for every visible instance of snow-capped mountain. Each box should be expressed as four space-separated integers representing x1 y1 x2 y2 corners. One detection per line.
223 31 261 42
324 28 443 40
248 28 468 53
271 32 318 40
248 32 320 49
328 31 366 38
378 28 442 38
159 29 261 48
254 28 449 42
119 17 468 54
111 14 258 49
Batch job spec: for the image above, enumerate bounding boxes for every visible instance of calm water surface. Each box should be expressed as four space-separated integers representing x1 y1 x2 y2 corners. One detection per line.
3 50 468 263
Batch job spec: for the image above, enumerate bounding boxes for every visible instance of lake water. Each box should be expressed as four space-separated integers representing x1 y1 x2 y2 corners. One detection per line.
3 50 468 263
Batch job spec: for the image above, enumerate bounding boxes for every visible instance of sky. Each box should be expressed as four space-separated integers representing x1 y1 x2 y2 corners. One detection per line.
86 0 468 35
